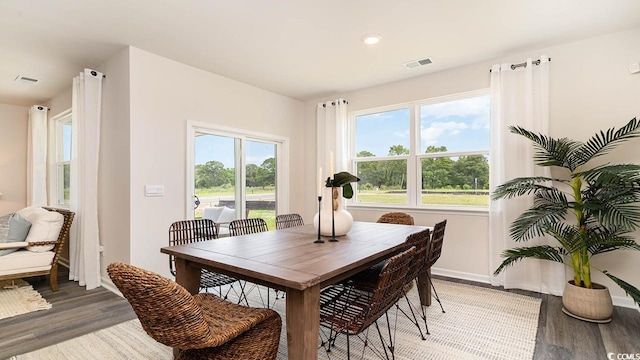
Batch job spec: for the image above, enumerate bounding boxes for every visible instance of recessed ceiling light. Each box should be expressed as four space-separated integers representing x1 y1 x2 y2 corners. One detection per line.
361 34 382 45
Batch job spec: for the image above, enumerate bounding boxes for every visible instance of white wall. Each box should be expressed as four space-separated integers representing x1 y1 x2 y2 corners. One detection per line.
0 103 28 214
125 47 304 277
303 27 640 307
99 47 132 270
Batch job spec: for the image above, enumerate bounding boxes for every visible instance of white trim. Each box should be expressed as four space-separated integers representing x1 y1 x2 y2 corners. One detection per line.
431 267 491 284
432 267 639 310
101 276 124 298
612 295 640 310
185 120 290 219
348 203 489 216
48 109 73 208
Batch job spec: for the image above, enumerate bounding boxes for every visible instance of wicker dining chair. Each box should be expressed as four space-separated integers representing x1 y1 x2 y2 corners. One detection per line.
229 218 269 235
344 229 432 338
376 212 414 225
275 213 304 229
228 218 282 307
426 219 447 313
319 247 416 359
107 262 281 360
169 219 238 299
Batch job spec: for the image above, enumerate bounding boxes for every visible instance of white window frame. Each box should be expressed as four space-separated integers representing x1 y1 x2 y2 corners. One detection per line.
185 120 290 219
48 109 72 208
348 89 490 212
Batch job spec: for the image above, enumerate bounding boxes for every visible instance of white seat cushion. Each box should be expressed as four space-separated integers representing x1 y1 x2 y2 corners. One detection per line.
0 249 54 276
202 207 224 222
17 206 64 252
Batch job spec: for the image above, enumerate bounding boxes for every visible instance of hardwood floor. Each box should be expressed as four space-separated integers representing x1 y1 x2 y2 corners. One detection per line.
0 268 136 359
1 269 638 359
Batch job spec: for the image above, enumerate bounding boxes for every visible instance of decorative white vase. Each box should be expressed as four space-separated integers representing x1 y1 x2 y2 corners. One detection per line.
313 187 354 236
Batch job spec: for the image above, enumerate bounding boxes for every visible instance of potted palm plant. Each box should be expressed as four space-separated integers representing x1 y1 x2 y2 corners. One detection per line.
492 118 640 322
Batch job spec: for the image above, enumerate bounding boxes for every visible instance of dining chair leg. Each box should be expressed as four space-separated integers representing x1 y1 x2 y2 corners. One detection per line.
428 275 446 313
397 293 427 339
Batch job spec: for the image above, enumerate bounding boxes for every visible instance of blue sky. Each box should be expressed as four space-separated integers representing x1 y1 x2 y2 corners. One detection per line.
195 95 490 167
356 95 490 156
195 134 275 167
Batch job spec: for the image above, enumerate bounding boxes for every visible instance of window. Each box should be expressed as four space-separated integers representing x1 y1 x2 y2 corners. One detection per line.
50 110 72 206
352 90 490 208
187 122 289 230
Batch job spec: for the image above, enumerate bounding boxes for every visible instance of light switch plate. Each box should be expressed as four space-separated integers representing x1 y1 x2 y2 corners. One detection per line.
629 63 640 74
145 185 164 197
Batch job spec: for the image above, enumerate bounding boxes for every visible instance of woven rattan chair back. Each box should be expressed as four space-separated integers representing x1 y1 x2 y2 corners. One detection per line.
320 247 415 335
426 219 447 269
403 228 431 284
275 213 304 229
229 218 269 236
108 262 282 360
169 219 217 276
376 212 414 225
107 262 214 348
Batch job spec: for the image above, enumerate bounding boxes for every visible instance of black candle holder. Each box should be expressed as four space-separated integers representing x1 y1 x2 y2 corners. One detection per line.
314 195 324 243
329 187 338 242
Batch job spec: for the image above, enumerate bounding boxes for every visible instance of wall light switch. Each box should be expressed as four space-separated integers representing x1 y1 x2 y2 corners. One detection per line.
145 185 164 197
629 62 640 74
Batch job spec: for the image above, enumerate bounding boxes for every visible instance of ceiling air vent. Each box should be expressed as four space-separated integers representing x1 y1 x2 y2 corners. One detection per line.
14 75 39 84
403 58 433 69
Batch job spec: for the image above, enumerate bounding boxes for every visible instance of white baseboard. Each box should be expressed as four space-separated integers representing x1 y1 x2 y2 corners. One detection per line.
431 267 639 312
431 267 491 284
100 276 124 298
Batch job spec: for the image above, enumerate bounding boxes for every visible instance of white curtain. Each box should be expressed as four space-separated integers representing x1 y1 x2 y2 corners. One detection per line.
489 56 564 296
27 105 48 206
69 68 103 290
317 99 349 179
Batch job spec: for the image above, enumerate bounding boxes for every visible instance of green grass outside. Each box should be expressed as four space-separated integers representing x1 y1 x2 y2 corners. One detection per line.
357 191 489 207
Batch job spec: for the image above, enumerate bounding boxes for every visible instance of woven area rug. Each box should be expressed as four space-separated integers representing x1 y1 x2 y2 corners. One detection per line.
0 279 51 320
17 279 541 360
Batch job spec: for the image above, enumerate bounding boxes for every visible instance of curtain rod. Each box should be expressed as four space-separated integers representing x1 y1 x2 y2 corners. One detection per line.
321 99 349 107
489 58 551 72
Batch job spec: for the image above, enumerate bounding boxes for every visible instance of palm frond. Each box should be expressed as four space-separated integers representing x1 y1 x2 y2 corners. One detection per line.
494 245 566 275
596 201 640 230
510 203 568 242
544 222 582 252
491 177 567 200
578 164 640 183
602 271 640 307
509 126 580 169
572 118 640 167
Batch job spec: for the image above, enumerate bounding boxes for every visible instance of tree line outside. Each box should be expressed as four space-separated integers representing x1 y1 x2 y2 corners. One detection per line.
193 145 490 207
195 158 276 189
356 145 490 206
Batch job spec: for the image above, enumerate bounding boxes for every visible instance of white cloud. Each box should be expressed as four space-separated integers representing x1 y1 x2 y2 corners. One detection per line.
421 121 469 143
420 96 490 120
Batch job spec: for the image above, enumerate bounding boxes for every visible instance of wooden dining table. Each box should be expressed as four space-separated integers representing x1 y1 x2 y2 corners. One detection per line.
161 221 431 359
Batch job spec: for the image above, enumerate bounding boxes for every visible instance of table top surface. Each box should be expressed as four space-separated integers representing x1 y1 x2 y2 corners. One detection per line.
161 221 428 291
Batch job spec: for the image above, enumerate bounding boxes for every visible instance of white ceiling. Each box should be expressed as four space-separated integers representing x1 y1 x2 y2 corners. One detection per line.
2 0 640 106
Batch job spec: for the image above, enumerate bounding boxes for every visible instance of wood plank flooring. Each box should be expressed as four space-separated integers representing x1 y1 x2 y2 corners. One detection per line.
0 269 638 359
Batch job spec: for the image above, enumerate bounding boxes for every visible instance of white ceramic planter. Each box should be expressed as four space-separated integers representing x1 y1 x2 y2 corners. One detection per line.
313 187 353 236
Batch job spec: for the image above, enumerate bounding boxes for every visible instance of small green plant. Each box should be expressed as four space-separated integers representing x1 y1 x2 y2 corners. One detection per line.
326 171 361 199
492 118 640 306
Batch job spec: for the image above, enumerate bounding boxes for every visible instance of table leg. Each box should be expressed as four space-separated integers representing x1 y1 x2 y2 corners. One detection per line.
175 258 201 295
286 285 320 360
417 268 432 307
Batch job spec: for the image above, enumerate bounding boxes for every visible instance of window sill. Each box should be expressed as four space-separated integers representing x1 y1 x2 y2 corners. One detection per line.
346 203 489 217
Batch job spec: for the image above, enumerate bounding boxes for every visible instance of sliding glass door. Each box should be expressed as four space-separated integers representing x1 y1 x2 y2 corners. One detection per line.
188 123 288 230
